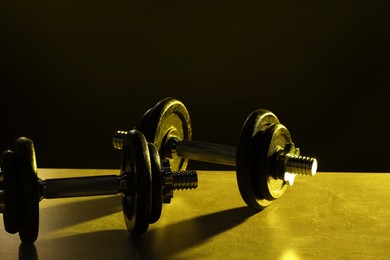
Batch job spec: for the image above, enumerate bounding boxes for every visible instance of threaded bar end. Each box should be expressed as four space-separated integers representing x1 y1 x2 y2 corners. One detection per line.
172 171 198 190
285 154 318 176
112 130 127 150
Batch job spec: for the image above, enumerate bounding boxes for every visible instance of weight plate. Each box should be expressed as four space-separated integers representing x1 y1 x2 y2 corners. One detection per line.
14 137 40 243
236 109 289 210
1 150 20 234
135 107 153 131
148 143 163 224
137 97 192 172
120 130 152 235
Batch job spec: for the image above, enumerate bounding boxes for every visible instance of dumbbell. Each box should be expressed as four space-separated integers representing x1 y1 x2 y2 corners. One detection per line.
0 130 197 243
113 97 318 210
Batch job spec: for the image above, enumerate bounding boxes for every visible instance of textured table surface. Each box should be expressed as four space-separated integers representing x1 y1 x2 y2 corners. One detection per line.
1 169 389 259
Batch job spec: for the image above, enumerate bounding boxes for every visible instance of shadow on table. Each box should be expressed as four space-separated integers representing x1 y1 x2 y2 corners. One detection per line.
19 243 38 260
19 206 258 259
39 195 122 232
133 206 258 258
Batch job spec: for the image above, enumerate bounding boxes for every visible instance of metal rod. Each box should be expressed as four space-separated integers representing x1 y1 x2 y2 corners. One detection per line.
41 175 121 199
174 140 237 166
113 131 237 166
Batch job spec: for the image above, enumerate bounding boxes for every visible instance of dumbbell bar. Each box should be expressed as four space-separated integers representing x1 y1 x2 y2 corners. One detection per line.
0 171 123 208
0 131 197 243
113 97 318 210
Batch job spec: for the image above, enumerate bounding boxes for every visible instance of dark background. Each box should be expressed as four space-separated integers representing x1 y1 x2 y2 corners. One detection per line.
1 1 389 172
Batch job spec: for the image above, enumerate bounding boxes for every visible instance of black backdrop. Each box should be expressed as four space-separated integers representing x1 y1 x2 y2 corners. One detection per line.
1 0 389 172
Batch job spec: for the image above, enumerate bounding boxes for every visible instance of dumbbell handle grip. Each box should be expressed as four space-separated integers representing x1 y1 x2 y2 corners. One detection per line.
173 140 237 166
41 175 121 199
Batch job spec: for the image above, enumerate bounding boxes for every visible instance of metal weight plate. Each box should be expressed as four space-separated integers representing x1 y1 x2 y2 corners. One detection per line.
120 130 152 235
13 137 40 243
236 109 290 210
136 97 192 172
1 150 20 234
148 143 163 224
135 107 153 131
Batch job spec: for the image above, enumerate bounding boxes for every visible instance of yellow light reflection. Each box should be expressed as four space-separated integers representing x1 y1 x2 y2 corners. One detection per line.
280 249 300 260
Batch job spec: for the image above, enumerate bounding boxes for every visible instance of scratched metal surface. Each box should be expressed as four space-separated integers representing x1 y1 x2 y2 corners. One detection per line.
1 169 389 259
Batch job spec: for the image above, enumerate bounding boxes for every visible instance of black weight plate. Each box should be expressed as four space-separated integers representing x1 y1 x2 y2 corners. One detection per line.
137 97 192 172
1 150 20 234
120 130 152 235
14 137 40 243
148 143 163 224
236 109 288 210
135 107 153 131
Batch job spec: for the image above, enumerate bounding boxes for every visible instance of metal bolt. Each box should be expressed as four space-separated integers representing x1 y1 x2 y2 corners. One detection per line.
161 160 198 204
276 144 318 186
285 154 318 177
